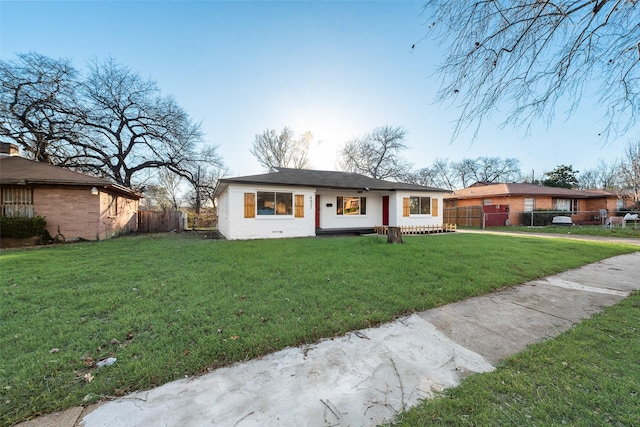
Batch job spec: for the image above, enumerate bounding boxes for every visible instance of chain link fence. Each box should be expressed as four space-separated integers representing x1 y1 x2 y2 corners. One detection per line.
445 207 639 228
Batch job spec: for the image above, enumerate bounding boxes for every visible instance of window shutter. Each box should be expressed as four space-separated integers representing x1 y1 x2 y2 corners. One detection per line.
295 194 304 218
432 198 439 217
244 193 255 218
403 198 410 217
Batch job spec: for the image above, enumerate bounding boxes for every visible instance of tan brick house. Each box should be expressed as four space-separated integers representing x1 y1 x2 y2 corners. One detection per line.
444 182 635 227
1 143 141 242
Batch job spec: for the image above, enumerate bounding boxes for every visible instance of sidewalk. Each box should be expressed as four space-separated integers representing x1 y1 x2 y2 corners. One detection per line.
17 251 640 427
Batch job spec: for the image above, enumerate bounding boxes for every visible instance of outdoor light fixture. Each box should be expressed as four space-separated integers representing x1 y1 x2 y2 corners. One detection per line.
91 187 99 195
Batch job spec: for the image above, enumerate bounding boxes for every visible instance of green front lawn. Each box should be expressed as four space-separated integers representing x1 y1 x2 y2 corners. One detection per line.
0 233 637 425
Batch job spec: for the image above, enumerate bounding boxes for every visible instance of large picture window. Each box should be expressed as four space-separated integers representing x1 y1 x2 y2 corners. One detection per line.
410 196 431 215
336 196 366 215
257 191 293 215
553 198 578 214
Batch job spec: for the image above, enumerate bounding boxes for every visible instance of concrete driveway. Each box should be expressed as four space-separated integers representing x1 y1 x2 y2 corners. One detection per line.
17 248 640 427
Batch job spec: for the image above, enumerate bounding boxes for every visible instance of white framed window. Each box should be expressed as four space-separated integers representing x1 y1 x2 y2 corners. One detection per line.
336 196 367 215
553 198 578 214
410 196 431 215
257 191 292 216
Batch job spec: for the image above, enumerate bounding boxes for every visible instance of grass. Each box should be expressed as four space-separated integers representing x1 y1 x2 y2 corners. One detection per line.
389 290 640 426
487 224 640 238
0 233 637 425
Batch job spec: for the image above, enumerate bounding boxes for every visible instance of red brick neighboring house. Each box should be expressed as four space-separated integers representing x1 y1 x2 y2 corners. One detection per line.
0 144 141 242
444 182 634 226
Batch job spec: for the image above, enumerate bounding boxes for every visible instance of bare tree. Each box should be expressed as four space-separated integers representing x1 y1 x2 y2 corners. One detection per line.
339 125 412 180
451 158 478 189
1 53 224 190
405 158 456 189
251 127 311 170
141 184 173 210
156 169 183 210
578 159 622 190
292 131 312 169
408 157 522 190
620 139 640 205
404 166 441 187
423 1 640 140
180 149 227 215
0 52 82 163
469 157 522 183
193 165 228 209
431 158 458 190
73 57 214 188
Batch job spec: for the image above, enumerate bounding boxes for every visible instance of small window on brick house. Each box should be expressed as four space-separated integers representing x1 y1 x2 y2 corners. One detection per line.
524 198 534 212
1 187 34 217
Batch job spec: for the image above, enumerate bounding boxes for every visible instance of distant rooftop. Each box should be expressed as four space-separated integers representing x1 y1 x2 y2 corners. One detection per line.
446 182 622 199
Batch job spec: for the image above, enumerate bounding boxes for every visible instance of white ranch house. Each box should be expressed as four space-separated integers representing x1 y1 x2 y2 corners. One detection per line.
214 168 451 240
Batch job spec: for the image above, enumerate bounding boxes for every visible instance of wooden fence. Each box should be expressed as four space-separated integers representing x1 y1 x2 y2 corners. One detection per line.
374 224 457 235
138 210 186 233
443 206 482 227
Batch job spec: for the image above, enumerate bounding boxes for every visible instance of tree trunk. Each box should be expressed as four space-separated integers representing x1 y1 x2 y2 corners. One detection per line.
387 226 403 244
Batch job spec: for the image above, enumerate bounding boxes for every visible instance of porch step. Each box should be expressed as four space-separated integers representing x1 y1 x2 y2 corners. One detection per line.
315 227 375 236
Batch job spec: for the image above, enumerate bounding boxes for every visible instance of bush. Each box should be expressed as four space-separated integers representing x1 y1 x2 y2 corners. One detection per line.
0 215 49 239
520 210 570 226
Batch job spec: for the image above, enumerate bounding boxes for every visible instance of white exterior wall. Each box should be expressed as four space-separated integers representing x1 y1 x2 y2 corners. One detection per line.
392 192 444 227
316 191 383 229
216 184 449 240
220 184 315 240
216 187 230 238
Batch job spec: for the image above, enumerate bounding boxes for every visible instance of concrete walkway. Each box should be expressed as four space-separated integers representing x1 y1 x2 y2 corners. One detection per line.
17 250 640 427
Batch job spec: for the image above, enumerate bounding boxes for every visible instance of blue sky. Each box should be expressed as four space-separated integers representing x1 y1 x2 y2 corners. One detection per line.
1 1 635 180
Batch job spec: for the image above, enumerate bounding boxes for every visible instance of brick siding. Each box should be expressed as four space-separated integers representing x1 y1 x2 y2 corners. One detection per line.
33 186 138 241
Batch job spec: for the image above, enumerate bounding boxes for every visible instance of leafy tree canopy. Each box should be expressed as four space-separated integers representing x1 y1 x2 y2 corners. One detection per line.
543 164 580 188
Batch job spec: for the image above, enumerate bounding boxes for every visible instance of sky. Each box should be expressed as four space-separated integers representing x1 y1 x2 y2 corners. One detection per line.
1 0 637 182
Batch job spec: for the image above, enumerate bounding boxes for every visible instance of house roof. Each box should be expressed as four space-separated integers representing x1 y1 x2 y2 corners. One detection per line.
214 167 450 197
0 155 141 199
446 182 621 200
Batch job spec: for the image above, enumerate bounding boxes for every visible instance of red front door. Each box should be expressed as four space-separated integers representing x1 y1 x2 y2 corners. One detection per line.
382 196 389 226
315 195 321 228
